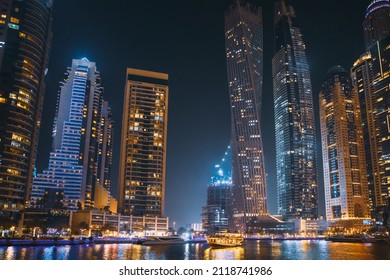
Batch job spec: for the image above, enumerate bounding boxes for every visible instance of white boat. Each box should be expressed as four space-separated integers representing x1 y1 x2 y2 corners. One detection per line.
206 233 244 248
327 234 386 243
142 235 186 245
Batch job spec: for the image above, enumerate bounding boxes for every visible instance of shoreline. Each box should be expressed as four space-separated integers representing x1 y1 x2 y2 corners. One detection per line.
0 236 327 247
0 237 141 247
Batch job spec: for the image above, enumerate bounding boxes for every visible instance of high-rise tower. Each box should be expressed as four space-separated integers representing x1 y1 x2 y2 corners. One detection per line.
225 1 268 232
96 100 113 193
118 68 168 217
202 145 232 234
363 0 390 49
351 1 390 218
31 58 107 210
320 66 370 222
273 0 318 220
352 37 390 215
0 0 53 217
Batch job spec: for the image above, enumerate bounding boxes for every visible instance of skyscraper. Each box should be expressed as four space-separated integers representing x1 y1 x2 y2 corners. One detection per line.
363 0 390 49
320 66 370 222
272 0 318 220
118 68 168 217
96 100 113 193
351 1 390 217
31 58 107 210
225 1 268 232
0 0 53 217
202 145 232 234
352 37 390 216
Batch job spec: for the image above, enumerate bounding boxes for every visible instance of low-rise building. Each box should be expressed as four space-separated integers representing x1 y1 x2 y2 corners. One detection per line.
70 210 169 237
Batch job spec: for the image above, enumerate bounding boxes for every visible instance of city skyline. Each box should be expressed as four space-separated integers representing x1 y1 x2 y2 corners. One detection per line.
33 0 372 227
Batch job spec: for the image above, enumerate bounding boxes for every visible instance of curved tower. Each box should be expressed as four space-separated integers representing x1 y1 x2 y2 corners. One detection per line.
225 1 268 232
0 0 53 217
273 0 318 220
363 0 390 49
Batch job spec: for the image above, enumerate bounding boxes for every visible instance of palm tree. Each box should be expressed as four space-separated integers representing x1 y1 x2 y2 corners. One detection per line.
77 221 89 236
100 223 116 236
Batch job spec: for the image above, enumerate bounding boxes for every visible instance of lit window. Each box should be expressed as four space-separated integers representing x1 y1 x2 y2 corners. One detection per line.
10 17 19 24
8 23 19 30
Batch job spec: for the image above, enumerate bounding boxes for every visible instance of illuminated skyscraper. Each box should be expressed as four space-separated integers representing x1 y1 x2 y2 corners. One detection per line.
118 68 168 217
96 100 114 193
31 58 107 210
202 145 232 234
320 66 370 221
225 1 268 232
352 37 390 215
273 0 318 220
351 1 390 218
363 0 390 49
0 0 53 217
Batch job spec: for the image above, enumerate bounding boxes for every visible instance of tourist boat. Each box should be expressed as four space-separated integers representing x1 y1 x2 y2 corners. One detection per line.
327 234 385 243
142 235 186 245
206 233 244 248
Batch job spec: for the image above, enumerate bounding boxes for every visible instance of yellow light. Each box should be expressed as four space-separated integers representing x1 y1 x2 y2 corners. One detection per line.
10 17 19 24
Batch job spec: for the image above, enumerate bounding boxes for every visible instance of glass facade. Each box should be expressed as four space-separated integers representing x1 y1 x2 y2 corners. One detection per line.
0 0 52 216
96 100 113 194
363 0 390 49
352 37 390 214
320 66 370 221
273 0 318 220
225 1 268 232
31 58 110 210
118 68 168 217
202 146 232 234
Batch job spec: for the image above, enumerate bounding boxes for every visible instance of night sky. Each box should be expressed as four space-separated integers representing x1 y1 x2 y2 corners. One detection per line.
35 0 371 227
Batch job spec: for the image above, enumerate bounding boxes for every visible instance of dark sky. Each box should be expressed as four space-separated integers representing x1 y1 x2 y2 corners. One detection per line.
36 0 371 227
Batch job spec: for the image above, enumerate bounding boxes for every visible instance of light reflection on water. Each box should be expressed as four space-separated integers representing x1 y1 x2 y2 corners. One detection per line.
0 240 389 260
204 247 244 260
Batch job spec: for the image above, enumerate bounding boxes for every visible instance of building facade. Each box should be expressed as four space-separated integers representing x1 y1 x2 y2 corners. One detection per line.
70 210 169 237
31 58 110 210
118 68 168 217
0 0 53 217
272 0 318 220
351 1 390 218
202 149 232 234
224 0 268 233
320 66 370 222
96 100 113 193
352 37 390 216
363 0 390 49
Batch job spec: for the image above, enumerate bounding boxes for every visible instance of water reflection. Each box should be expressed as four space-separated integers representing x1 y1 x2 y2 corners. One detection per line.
42 247 54 260
204 247 244 260
0 240 389 260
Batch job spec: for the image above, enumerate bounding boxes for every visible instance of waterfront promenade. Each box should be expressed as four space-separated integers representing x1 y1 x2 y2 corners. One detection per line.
0 235 327 247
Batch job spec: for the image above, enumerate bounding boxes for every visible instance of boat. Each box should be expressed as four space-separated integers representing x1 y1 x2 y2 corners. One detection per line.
327 234 385 243
206 233 244 248
142 235 186 245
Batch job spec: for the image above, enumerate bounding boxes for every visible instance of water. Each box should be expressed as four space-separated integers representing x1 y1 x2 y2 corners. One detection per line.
1 240 389 260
